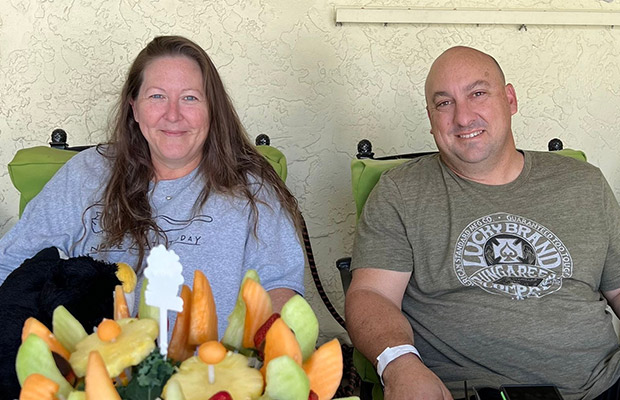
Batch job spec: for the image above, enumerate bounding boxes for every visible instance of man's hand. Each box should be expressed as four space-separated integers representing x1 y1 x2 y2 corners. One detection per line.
382 354 453 400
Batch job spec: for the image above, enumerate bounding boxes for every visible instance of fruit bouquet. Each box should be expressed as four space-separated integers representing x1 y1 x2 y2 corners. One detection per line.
15 245 359 400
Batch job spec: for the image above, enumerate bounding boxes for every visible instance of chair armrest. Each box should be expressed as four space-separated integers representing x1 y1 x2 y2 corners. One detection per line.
8 146 80 217
256 145 288 182
336 257 352 293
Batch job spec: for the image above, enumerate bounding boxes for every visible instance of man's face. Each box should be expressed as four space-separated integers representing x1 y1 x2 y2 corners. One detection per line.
425 47 518 176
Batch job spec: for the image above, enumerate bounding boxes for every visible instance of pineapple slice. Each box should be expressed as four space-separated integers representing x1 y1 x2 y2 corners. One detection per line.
162 352 263 400
69 318 158 378
115 262 137 293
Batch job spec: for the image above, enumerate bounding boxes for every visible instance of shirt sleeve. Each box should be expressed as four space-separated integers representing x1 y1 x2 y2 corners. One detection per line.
599 174 620 292
242 184 305 296
351 173 414 273
0 150 102 284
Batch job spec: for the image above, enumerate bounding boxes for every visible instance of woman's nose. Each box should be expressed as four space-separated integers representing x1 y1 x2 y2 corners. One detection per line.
165 101 181 122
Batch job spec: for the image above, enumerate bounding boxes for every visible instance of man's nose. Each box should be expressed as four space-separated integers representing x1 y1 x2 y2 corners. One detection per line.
453 101 476 128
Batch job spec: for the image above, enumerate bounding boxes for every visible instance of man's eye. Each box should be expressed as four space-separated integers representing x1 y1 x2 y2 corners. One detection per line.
436 100 451 108
472 91 485 97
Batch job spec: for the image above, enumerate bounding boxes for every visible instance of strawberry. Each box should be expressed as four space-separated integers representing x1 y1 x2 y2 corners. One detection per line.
253 312 281 349
209 391 233 400
308 389 319 400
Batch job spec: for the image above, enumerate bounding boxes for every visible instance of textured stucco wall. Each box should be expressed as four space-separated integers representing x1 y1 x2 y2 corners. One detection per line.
1 0 619 342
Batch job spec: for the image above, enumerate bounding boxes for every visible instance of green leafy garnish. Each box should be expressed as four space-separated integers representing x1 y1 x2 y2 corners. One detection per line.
116 349 177 400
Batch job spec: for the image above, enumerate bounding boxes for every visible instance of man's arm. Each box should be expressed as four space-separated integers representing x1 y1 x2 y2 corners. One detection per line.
345 268 452 400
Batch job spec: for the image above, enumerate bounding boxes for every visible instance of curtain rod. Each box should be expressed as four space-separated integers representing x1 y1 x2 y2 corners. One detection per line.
334 7 620 27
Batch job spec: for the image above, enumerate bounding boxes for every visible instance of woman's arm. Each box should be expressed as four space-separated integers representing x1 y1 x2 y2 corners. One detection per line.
268 287 297 312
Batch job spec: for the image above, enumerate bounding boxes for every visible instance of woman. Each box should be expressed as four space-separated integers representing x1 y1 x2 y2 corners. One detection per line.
0 36 305 336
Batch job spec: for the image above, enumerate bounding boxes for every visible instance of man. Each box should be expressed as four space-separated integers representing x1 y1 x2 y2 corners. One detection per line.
345 46 620 400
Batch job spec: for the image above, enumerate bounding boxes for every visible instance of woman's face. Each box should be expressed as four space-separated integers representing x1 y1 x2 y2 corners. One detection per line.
131 56 209 180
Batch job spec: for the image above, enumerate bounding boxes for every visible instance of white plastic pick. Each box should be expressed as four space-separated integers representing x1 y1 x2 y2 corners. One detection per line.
144 244 184 356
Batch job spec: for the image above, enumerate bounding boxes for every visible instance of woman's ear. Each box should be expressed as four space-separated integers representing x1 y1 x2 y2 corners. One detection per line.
129 99 139 123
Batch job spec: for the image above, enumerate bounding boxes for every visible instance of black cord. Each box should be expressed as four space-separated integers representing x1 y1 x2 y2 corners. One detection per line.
300 215 346 330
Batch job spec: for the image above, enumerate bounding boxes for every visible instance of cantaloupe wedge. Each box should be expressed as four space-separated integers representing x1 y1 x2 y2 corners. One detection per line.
188 270 218 345
260 318 302 377
241 278 273 349
85 351 120 400
114 285 130 320
222 270 260 351
168 285 196 362
303 339 343 400
21 317 71 361
19 373 59 400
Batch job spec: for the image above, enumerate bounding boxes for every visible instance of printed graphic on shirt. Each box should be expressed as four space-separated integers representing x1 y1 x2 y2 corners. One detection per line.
88 211 213 254
454 212 572 300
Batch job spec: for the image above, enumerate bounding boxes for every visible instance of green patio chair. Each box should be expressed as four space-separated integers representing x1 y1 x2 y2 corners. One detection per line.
7 131 288 217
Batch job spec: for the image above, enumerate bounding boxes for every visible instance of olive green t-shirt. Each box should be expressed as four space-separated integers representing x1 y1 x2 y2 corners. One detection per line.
351 151 620 400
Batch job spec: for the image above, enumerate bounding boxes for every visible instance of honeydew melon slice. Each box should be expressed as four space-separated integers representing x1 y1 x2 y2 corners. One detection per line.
16 334 73 399
281 294 319 361
260 355 310 400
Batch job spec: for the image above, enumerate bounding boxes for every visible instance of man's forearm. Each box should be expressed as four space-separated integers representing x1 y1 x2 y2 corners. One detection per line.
345 287 415 365
345 271 453 399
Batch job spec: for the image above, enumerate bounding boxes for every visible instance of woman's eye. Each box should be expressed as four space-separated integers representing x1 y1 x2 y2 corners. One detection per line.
183 95 198 101
150 94 164 99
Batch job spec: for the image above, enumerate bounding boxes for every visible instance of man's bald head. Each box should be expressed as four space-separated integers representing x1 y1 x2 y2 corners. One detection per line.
425 46 506 106
423 46 520 184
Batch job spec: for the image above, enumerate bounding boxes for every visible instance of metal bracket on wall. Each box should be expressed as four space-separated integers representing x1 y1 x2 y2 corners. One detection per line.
334 7 620 28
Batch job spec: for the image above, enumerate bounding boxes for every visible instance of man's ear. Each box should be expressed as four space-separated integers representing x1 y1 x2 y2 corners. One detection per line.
426 106 434 135
505 83 518 116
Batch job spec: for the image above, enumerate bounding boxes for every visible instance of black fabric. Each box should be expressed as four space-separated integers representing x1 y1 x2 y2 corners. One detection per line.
0 247 120 400
457 386 503 400
594 376 620 400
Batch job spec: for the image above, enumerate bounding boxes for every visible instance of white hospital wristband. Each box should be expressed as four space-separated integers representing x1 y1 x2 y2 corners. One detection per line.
376 344 422 386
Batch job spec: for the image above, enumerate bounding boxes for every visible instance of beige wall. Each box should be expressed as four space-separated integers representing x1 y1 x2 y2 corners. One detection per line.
1 0 619 342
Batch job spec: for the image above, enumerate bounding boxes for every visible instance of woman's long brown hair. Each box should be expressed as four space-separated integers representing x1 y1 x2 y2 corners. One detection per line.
96 36 301 273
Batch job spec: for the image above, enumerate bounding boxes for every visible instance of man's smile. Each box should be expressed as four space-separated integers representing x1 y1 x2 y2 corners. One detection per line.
457 130 483 139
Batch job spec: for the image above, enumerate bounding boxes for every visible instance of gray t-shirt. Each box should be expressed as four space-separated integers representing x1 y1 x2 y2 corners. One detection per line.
0 147 305 337
352 151 620 400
